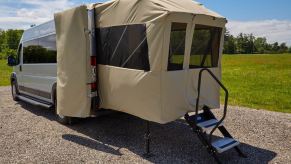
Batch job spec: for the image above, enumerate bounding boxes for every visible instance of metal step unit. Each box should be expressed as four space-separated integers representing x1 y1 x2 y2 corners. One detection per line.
17 95 53 108
184 68 246 163
212 137 240 153
196 119 223 133
185 112 245 164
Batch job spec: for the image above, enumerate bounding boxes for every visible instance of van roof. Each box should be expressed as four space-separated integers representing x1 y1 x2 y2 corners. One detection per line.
22 20 55 42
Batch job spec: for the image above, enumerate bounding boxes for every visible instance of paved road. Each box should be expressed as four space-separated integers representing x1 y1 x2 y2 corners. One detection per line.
0 86 290 163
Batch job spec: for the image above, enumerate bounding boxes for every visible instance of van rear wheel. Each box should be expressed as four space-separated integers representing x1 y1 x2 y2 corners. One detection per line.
57 114 73 125
54 95 73 125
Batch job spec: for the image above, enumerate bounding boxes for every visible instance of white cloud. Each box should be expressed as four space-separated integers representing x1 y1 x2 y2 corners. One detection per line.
227 20 291 46
0 0 75 30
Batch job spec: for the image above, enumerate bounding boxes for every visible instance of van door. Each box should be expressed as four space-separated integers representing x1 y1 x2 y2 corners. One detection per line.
19 35 57 103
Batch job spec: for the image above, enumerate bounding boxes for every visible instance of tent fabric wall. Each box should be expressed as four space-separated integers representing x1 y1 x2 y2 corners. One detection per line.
54 5 91 117
93 0 226 124
54 0 226 124
97 21 166 123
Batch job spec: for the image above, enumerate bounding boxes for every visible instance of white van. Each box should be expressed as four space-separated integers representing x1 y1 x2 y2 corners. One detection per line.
8 20 72 123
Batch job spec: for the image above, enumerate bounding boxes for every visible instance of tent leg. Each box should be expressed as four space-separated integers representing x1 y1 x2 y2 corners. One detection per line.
212 153 222 164
143 121 153 158
235 146 247 158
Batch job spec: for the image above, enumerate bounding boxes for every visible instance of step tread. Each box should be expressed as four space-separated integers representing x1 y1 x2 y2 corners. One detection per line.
196 119 223 132
212 137 240 153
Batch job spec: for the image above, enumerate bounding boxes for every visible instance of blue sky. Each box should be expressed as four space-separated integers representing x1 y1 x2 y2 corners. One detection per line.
0 0 291 45
198 0 291 21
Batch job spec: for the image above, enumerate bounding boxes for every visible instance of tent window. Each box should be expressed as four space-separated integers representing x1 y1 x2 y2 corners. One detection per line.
189 25 222 68
23 34 57 64
168 22 187 71
97 24 150 71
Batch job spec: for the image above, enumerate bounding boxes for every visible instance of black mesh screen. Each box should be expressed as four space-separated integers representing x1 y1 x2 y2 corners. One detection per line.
189 25 222 68
167 23 187 71
97 24 150 71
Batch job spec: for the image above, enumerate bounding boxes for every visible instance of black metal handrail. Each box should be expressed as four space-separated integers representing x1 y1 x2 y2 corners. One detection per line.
195 68 229 143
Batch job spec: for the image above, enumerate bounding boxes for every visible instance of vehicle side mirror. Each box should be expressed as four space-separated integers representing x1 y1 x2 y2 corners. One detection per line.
7 55 17 66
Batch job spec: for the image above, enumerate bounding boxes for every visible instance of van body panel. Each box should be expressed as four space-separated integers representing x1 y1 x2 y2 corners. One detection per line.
15 21 57 104
19 64 56 102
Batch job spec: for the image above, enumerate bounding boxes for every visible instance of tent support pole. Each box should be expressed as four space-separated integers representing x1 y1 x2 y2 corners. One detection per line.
143 121 153 158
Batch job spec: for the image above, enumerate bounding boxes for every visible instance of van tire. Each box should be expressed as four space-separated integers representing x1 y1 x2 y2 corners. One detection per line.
11 80 19 101
57 114 73 125
54 92 73 125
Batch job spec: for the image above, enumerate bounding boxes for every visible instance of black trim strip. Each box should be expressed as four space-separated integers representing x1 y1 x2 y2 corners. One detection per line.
19 85 51 99
21 93 52 105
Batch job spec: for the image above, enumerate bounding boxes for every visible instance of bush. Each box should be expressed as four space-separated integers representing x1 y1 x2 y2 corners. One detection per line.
0 52 5 60
0 48 16 59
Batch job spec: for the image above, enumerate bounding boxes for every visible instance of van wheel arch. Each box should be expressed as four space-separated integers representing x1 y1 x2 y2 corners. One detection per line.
10 74 19 101
10 72 17 83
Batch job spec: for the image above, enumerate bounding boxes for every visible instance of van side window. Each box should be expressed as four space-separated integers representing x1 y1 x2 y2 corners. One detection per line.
168 23 187 71
97 24 150 71
189 25 222 68
23 34 56 64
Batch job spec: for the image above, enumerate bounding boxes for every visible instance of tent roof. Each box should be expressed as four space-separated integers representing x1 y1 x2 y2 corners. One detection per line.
92 0 225 27
94 0 223 18
144 0 224 18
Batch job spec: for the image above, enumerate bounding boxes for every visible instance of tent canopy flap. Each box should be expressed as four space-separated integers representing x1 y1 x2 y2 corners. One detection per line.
55 5 91 117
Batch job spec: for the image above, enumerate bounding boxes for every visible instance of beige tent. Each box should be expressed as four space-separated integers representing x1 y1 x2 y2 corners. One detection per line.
55 0 227 124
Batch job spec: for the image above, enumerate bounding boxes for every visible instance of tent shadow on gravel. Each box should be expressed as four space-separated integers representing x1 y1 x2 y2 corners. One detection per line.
19 102 277 164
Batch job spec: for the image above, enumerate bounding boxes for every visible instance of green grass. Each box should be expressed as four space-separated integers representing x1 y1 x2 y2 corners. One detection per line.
0 60 12 86
222 54 291 113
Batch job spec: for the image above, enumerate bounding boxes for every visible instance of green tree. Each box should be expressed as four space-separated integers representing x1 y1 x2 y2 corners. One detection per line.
222 29 290 54
5 29 23 50
236 33 244 54
254 37 267 54
223 30 237 54
0 29 5 52
272 42 280 53
279 43 288 53
246 34 255 54
0 29 23 59
236 33 253 54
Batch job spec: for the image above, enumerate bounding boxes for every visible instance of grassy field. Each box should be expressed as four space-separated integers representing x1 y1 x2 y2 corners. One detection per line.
222 54 291 113
0 54 290 113
0 60 12 86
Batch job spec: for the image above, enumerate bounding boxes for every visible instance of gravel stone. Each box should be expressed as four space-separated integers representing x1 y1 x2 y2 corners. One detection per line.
0 86 290 163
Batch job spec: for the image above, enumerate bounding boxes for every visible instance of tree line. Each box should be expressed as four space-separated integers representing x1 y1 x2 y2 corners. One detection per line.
0 29 24 59
224 30 291 54
0 29 290 60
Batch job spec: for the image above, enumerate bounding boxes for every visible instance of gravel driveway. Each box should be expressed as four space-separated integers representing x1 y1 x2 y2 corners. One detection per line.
0 86 290 164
